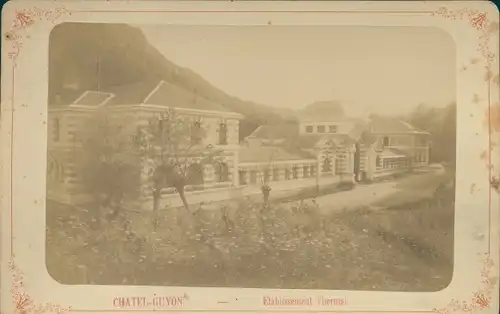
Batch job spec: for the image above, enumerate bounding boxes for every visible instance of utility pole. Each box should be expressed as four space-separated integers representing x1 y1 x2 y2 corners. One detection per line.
96 38 103 91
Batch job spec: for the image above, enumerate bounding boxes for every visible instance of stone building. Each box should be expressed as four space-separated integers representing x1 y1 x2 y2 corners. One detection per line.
47 80 243 207
47 86 431 208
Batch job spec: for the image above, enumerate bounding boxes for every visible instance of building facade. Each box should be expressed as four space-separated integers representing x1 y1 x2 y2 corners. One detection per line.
47 81 243 207
47 83 431 209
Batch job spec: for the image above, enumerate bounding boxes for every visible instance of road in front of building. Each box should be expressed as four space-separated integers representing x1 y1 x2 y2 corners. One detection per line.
314 164 447 214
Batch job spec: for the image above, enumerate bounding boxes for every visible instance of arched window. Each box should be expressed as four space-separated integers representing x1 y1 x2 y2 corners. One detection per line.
310 165 316 176
187 163 204 185
239 170 247 185
250 170 257 184
47 154 65 183
272 168 280 181
218 122 228 145
264 168 271 183
191 120 203 145
303 165 309 178
284 168 291 180
383 136 390 147
292 165 298 179
53 118 60 142
322 156 332 173
215 162 229 182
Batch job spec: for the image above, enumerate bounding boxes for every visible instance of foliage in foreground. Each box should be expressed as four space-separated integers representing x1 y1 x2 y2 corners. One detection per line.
46 177 454 291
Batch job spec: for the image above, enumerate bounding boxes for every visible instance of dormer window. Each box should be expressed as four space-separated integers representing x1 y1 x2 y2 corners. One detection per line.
317 125 326 133
328 125 337 133
305 125 313 133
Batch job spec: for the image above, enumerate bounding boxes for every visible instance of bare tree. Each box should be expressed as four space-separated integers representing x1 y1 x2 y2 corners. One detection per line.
134 108 224 212
75 107 141 220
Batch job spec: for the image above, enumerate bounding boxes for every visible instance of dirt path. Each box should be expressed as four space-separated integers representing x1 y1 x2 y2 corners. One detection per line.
315 181 398 213
315 164 446 214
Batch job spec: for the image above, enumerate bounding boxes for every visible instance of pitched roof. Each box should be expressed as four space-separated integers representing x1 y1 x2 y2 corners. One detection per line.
370 117 429 135
239 146 315 164
248 123 299 140
379 148 409 158
72 91 114 106
104 80 231 112
143 80 230 112
105 81 158 105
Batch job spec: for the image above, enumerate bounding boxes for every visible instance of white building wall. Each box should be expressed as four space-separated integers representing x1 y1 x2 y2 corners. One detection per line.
299 120 356 135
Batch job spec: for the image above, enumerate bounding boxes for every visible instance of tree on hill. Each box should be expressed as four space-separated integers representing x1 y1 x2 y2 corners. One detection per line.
49 22 291 140
300 100 345 118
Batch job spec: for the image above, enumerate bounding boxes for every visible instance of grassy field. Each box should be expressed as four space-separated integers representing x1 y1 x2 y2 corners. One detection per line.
46 165 455 291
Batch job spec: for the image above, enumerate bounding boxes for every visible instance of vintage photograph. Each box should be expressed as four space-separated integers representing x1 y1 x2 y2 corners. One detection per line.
46 23 456 291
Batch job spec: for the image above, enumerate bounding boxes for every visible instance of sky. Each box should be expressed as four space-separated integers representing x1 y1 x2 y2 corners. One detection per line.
139 25 456 117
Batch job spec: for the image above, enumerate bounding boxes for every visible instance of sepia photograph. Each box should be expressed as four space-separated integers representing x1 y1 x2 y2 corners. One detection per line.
45 23 457 292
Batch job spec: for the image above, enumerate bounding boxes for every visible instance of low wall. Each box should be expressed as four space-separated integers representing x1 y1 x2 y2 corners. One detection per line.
373 168 408 179
47 174 352 210
139 175 344 210
46 190 93 205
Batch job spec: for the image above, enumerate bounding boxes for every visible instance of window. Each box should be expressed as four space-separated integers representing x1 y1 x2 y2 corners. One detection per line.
317 125 326 133
305 125 314 133
376 156 382 168
303 165 309 178
335 157 342 174
328 125 337 133
239 170 247 185
53 118 60 142
47 154 64 183
273 168 279 181
264 169 271 183
285 168 291 180
250 170 257 184
292 165 298 179
218 122 228 145
322 156 332 173
310 165 316 177
158 118 171 138
191 120 203 145
187 163 204 185
215 162 229 182
383 136 390 147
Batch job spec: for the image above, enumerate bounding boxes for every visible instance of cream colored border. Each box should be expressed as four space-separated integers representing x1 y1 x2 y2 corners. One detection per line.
1 1 499 313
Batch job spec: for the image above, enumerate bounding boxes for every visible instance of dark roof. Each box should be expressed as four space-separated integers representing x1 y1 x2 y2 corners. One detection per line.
144 81 230 112
294 134 323 149
104 80 230 112
239 146 315 164
249 124 299 140
248 121 367 150
73 91 113 106
379 148 409 158
105 81 159 105
370 117 429 135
